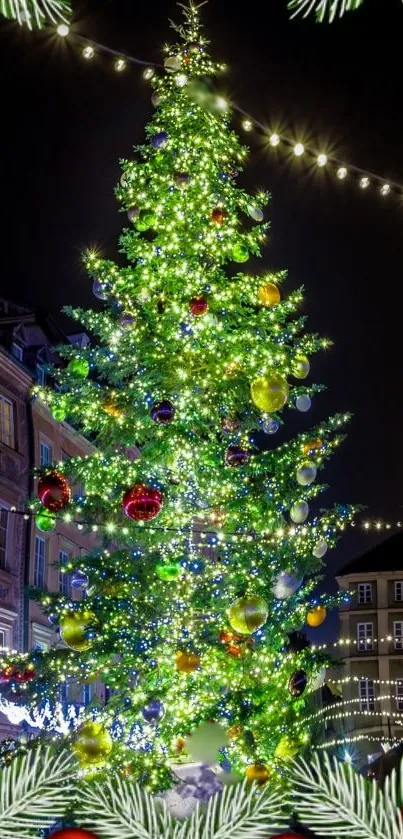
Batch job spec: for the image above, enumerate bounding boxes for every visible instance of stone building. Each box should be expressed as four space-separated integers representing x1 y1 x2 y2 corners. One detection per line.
0 298 101 738
336 533 403 766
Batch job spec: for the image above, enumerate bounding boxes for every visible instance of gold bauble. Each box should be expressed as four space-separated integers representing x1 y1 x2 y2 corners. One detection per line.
301 438 323 456
245 762 271 785
60 610 95 652
258 282 280 307
103 400 123 419
228 595 268 635
72 721 113 767
274 735 300 762
306 605 327 627
176 651 200 672
292 354 310 380
251 374 289 413
228 724 243 739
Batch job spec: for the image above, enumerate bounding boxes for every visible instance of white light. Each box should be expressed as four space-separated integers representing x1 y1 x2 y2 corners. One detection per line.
215 96 228 112
337 166 348 179
294 142 305 157
242 119 253 132
360 176 370 189
82 46 94 60
56 23 69 37
114 58 127 73
143 67 155 80
317 153 328 167
269 133 280 146
380 183 390 196
175 73 188 88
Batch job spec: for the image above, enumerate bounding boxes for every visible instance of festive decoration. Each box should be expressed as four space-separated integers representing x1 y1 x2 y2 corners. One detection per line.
127 206 140 222
49 831 99 839
295 394 311 412
288 669 308 698
228 595 268 635
251 374 289 413
71 571 89 591
174 171 191 189
306 605 327 627
258 282 280 307
184 721 229 764
221 416 239 434
122 483 163 521
290 500 309 523
37 472 71 513
247 205 264 222
312 539 328 558
92 279 110 301
72 721 113 767
52 402 68 422
211 207 227 224
156 561 181 580
302 437 323 455
274 735 300 762
271 572 302 599
151 131 169 150
262 416 280 434
189 296 208 317
231 244 249 263
60 610 95 651
175 651 200 673
150 400 175 424
296 462 317 486
67 358 90 378
35 511 56 532
292 355 310 380
225 445 250 467
245 763 271 785
135 210 156 231
142 698 165 723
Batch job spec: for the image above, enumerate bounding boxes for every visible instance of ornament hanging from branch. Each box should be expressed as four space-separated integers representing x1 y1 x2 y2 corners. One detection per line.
0 0 71 30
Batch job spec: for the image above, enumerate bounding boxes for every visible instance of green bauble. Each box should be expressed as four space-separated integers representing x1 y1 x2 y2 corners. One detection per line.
60 610 95 651
228 595 268 635
36 512 56 532
251 373 289 413
232 244 249 263
156 562 182 581
72 721 113 767
67 358 89 378
135 211 156 231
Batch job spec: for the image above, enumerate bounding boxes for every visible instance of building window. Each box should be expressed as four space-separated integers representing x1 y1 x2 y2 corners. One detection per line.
59 550 71 597
0 508 8 570
82 683 93 706
394 621 403 651
397 682 403 711
395 582 403 602
59 683 69 703
40 441 52 467
0 628 6 648
11 343 23 362
359 679 375 712
358 583 372 604
0 394 15 449
34 536 46 589
61 450 70 462
36 365 46 386
357 622 374 651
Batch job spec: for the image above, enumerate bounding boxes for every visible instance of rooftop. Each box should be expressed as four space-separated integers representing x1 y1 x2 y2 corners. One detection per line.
338 531 403 576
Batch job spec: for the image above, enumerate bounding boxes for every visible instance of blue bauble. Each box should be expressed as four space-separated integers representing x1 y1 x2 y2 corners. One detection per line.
47 613 58 625
71 570 89 591
141 698 165 723
296 394 312 413
119 314 135 331
151 131 169 150
92 279 110 301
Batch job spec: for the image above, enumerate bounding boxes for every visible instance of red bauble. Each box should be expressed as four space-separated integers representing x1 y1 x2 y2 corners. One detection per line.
271 835 305 839
225 445 250 467
189 297 208 317
49 830 99 839
122 483 163 521
14 667 35 683
38 472 71 512
211 207 227 225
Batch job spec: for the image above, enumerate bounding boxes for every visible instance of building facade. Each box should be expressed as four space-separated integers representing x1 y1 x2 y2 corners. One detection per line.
336 534 403 766
0 298 101 738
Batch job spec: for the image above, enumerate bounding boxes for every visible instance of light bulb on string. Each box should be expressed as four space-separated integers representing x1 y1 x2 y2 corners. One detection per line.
380 183 390 196
317 153 328 167
114 58 127 72
269 133 280 146
360 176 370 189
82 46 95 59
294 142 305 157
56 23 69 36
337 166 348 179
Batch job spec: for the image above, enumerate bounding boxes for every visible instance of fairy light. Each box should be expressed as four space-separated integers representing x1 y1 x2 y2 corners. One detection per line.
242 119 253 132
269 133 280 146
337 166 348 179
82 46 95 60
56 22 69 36
294 142 305 157
380 183 391 196
317 153 328 167
114 58 127 72
360 176 370 189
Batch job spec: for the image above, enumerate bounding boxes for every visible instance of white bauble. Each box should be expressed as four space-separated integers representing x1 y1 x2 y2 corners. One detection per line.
313 539 328 559
297 463 317 486
164 55 182 72
296 395 311 412
271 572 303 599
290 501 309 524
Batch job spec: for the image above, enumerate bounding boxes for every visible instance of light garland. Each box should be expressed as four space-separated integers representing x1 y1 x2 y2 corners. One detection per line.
0 696 86 733
43 23 403 206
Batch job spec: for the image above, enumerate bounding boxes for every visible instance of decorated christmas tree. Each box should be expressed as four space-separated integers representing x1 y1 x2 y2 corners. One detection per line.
0 2 355 795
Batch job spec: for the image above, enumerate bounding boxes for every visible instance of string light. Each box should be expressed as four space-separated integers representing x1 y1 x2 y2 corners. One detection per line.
114 58 127 73
269 133 280 147
56 22 69 36
317 153 328 167
294 142 305 157
337 166 348 179
82 45 95 60
359 176 370 189
242 119 253 132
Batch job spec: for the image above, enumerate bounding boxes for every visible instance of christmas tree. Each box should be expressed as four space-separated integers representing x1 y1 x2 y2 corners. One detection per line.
0 1 354 794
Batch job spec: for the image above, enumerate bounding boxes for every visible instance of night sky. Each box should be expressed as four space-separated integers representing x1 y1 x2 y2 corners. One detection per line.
1 0 403 639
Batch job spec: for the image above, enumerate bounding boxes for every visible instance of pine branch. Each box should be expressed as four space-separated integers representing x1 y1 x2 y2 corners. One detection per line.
76 776 168 839
286 752 402 839
0 746 75 839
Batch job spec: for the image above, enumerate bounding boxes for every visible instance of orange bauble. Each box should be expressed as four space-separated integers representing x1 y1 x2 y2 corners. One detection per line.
306 605 327 627
176 651 200 673
258 282 281 307
228 724 243 739
301 438 323 456
245 762 271 785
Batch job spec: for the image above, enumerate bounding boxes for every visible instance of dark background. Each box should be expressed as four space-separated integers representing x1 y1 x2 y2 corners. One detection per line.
1 0 402 640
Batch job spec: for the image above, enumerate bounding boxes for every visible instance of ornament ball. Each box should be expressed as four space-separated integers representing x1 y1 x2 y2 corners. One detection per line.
122 483 163 522
251 373 289 413
313 539 328 559
151 131 169 150
258 282 280 307
228 595 268 635
232 244 249 263
38 472 71 513
72 721 113 767
225 445 250 467
290 500 309 524
48 830 99 839
296 394 311 412
189 296 208 317
306 605 327 627
296 462 317 486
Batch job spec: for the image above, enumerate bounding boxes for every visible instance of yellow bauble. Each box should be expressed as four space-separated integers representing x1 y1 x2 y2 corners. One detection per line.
176 651 200 672
72 721 113 767
228 595 268 635
301 438 323 456
258 282 280 307
103 400 123 419
60 610 95 651
274 735 300 762
245 762 271 785
228 724 243 739
293 354 310 380
251 374 289 413
306 605 327 627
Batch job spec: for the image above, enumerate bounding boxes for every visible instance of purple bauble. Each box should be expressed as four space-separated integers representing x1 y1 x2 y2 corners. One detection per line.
119 314 135 331
151 131 169 150
151 400 175 425
225 445 250 467
92 279 110 301
141 698 165 723
127 206 140 222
